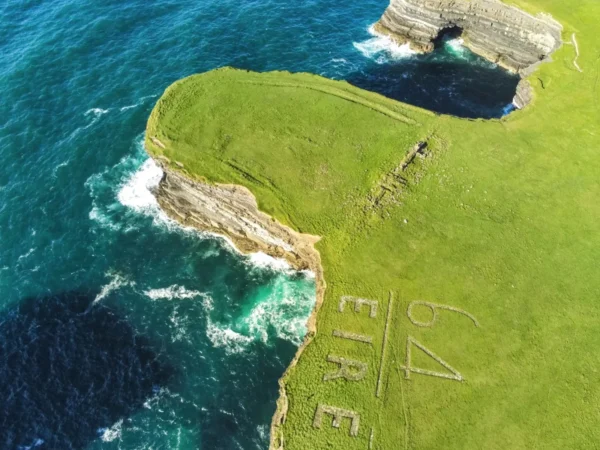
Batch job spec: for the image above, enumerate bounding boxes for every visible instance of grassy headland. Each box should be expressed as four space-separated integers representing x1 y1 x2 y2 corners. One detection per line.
146 0 600 447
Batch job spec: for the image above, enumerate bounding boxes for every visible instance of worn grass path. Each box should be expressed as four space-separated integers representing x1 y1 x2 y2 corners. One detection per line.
146 0 600 448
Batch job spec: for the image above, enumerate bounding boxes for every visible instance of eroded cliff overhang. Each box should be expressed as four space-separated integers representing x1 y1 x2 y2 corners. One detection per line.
375 0 563 74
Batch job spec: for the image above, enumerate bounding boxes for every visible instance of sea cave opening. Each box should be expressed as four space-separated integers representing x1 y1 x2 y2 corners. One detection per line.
433 25 464 49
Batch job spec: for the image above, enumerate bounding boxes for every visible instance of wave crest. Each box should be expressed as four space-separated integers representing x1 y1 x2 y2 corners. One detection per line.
204 274 315 354
144 285 206 300
353 24 416 63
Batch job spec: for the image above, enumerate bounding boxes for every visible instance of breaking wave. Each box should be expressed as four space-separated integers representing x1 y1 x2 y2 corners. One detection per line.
85 107 110 117
98 419 123 443
144 285 206 300
445 38 467 57
204 274 315 354
86 135 316 278
94 271 135 304
247 252 291 271
206 319 254 354
353 24 416 64
117 157 163 215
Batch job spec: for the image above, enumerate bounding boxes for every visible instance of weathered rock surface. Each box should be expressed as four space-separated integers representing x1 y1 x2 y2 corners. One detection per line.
513 78 534 109
155 163 322 274
151 160 325 450
375 0 562 74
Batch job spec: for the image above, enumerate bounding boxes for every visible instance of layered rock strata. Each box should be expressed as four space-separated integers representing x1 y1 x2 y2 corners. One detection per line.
513 78 534 109
155 162 322 275
375 0 562 74
152 161 325 450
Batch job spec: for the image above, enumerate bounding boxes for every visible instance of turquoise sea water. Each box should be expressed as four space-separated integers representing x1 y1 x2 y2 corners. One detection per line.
0 1 518 449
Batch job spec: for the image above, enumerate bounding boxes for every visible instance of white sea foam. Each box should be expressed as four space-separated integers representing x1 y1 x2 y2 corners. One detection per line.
78 107 112 133
243 277 314 345
143 386 177 410
17 248 35 261
202 293 254 353
118 93 159 112
52 159 70 177
204 274 315 353
257 425 268 442
247 252 291 271
85 107 110 117
120 103 140 112
117 157 163 213
99 419 123 442
169 305 193 343
94 272 134 303
445 38 466 57
18 438 44 449
202 295 253 355
353 24 416 63
89 206 121 231
206 319 254 354
300 269 315 279
201 293 214 310
86 166 122 232
86 136 163 232
144 285 205 300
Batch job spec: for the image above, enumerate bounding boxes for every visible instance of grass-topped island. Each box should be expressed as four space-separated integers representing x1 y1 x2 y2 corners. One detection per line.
145 0 600 447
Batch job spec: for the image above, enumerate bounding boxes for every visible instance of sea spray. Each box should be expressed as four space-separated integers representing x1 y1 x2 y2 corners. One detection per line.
353 24 417 64
202 272 315 353
445 38 467 57
105 137 315 277
98 419 123 443
117 157 163 215
143 284 206 300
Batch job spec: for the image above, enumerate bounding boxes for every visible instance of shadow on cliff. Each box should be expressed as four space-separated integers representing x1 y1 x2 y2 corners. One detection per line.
0 291 175 450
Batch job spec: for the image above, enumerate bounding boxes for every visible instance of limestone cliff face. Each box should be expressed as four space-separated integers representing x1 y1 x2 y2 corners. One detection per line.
155 163 321 274
375 0 562 74
513 78 534 109
152 161 325 450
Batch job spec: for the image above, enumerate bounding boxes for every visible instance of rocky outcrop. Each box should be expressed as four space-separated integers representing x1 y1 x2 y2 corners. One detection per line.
154 162 321 273
151 160 326 450
375 0 562 74
512 78 534 109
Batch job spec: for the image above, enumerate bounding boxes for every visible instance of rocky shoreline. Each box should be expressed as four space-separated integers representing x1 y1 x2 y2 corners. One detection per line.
150 158 325 450
375 0 562 73
375 0 562 109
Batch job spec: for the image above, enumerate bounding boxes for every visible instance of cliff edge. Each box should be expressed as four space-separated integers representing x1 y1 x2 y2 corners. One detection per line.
149 156 325 449
375 0 562 74
154 160 321 273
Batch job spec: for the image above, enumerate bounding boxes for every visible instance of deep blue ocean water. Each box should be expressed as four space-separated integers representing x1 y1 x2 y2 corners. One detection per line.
0 1 518 449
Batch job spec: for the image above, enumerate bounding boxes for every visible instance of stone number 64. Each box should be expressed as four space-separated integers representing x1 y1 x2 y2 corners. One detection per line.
399 301 479 382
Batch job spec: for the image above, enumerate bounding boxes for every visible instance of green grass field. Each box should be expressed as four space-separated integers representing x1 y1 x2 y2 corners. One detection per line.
146 0 600 448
